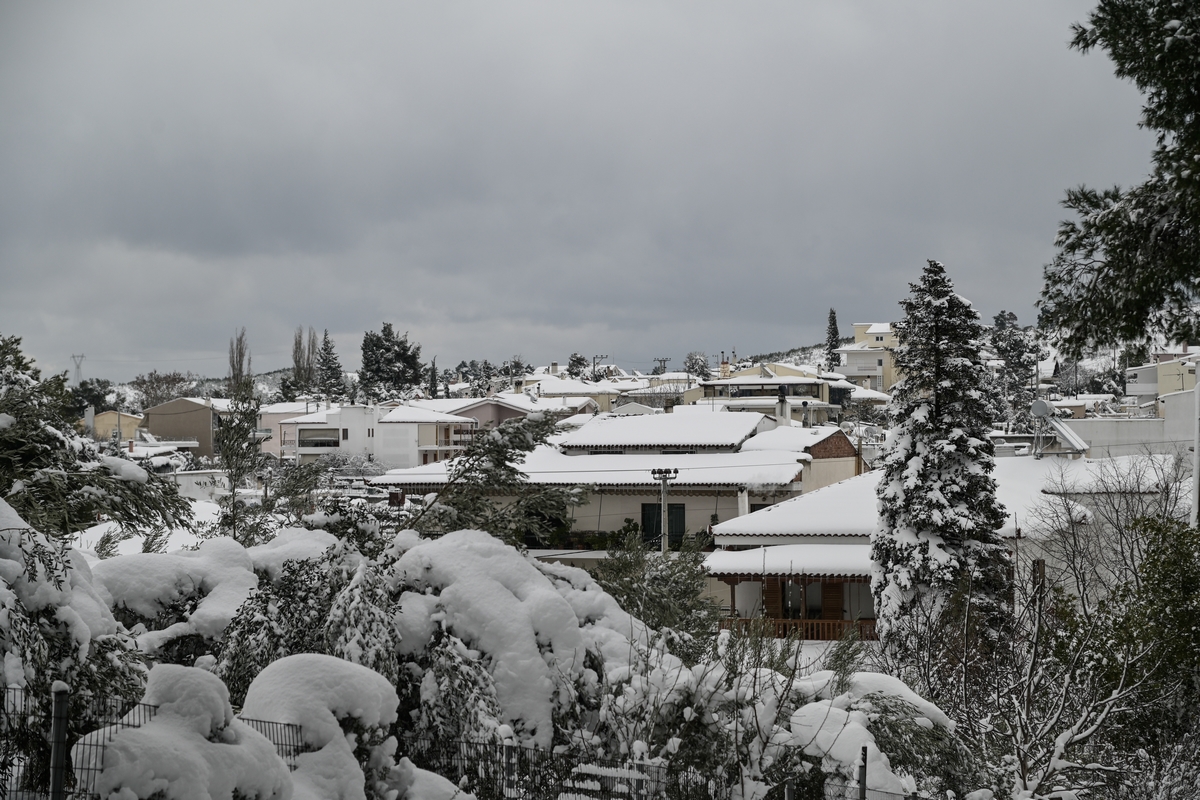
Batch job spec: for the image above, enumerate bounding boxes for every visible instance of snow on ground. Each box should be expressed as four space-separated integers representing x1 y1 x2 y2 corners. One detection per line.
76 499 220 557
74 665 292 800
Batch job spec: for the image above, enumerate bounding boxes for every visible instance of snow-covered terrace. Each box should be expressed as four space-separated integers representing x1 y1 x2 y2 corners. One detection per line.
705 543 871 579
370 446 806 491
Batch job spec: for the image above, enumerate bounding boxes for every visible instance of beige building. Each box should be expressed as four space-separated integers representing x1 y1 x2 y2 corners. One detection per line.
835 322 898 392
78 410 144 443
141 398 232 459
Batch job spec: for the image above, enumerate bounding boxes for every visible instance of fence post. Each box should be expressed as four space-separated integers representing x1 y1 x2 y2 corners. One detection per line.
858 745 867 800
48 684 70 800
784 777 795 800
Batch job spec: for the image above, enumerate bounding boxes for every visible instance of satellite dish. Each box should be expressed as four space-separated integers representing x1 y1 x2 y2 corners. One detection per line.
839 421 854 433
1031 399 1052 418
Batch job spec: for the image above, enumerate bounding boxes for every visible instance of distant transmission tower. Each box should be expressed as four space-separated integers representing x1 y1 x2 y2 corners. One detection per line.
70 354 85 385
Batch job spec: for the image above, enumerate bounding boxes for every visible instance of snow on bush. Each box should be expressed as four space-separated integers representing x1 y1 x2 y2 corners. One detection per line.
74 664 292 800
90 528 337 655
241 654 470 800
0 498 143 699
389 529 648 748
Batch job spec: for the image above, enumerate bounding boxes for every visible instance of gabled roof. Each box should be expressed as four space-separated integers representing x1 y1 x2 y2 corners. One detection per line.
559 412 767 450
142 397 233 413
370 446 805 489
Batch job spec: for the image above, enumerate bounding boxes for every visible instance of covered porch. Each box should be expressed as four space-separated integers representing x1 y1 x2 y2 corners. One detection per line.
705 544 878 641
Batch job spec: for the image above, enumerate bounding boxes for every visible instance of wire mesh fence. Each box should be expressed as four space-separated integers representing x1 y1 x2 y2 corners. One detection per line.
0 687 311 799
402 738 732 800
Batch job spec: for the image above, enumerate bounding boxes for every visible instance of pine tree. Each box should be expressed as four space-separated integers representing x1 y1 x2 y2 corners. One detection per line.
325 560 398 684
357 323 423 401
215 361 273 547
427 357 438 399
991 311 1039 433
316 329 346 401
871 261 1010 649
683 351 711 380
566 353 589 379
824 308 842 370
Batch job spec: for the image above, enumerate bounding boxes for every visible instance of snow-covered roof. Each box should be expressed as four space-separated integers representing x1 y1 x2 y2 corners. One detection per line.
259 401 319 415
378 406 475 424
371 446 805 489
281 409 332 425
522 376 622 395
835 342 885 353
705 544 872 578
493 392 598 412
712 456 1161 541
701 375 823 386
864 323 893 335
559 412 767 450
851 386 891 402
170 397 233 412
740 426 851 454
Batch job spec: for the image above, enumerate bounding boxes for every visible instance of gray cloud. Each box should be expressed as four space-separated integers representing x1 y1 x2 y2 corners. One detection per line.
0 1 1154 380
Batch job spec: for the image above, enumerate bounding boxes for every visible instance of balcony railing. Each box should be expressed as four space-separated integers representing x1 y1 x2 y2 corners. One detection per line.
298 439 340 448
718 617 877 641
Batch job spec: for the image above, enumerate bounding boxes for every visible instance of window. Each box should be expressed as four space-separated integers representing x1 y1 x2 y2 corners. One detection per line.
367 428 374 438
342 428 349 440
750 502 773 512
875 335 884 342
641 503 686 547
877 359 884 367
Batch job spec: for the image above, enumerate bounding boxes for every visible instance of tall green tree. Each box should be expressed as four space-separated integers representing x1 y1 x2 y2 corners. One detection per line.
316 329 347 401
872 262 1010 653
824 308 842 370
991 311 1039 432
566 352 589 379
1038 0 1200 357
358 323 423 401
281 326 318 401
215 333 273 546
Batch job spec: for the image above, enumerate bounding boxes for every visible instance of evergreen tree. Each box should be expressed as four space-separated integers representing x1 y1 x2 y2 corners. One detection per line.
316 329 346 401
1039 0 1200 356
991 311 1039 433
325 560 398 684
871 261 1010 651
357 323 423 401
825 308 842 370
683 351 711 380
281 326 318 401
215 336 273 546
467 359 496 398
566 352 589 379
427 357 438 399
0 334 192 539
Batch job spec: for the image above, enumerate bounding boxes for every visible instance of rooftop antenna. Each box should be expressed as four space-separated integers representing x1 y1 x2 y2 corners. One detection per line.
70 354 85 386
1030 399 1052 459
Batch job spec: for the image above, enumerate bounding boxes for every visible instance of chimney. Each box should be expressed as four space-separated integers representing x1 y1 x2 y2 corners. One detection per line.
128 439 134 453
551 361 559 374
776 385 791 427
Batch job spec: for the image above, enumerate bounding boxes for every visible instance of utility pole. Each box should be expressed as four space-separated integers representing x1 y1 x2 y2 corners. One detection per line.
592 354 609 381
70 354 85 386
1191 376 1199 528
652 356 671 374
650 468 678 553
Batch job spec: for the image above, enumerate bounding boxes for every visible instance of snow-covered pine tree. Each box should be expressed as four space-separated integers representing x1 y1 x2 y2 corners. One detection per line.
358 323 423 401
215 366 273 547
824 308 841 370
871 261 1010 651
316 329 346 401
566 352 589 379
991 311 1039 433
325 560 398 684
683 351 712 380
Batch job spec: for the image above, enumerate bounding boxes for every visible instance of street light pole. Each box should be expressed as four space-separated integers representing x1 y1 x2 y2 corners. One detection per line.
651 468 678 553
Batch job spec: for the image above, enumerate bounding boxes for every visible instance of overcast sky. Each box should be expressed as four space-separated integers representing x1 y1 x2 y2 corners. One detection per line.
0 2 1155 382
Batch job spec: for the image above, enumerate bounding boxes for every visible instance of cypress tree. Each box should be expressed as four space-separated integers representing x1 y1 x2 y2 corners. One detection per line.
871 261 1010 649
824 308 841 370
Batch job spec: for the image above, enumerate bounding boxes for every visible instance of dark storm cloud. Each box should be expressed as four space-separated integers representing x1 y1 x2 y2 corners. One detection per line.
0 1 1154 380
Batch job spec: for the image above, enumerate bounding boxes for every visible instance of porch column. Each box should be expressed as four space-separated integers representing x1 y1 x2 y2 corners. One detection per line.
737 487 749 517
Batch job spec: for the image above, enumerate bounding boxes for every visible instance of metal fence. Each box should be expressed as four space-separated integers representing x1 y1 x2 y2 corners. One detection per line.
0 687 310 800
402 738 732 800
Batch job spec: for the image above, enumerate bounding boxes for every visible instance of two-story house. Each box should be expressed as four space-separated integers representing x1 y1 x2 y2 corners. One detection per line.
835 323 898 392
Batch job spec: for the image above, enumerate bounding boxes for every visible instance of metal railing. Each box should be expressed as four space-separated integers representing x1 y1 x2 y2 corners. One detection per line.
403 738 730 800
